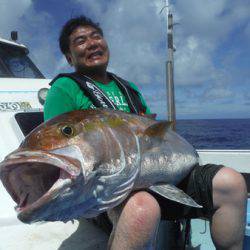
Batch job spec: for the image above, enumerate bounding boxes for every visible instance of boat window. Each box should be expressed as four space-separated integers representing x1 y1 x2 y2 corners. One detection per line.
0 65 9 77
15 112 44 136
0 44 44 79
0 57 11 77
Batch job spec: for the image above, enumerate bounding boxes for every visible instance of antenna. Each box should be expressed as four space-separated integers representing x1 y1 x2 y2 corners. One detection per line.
11 31 18 42
166 0 170 14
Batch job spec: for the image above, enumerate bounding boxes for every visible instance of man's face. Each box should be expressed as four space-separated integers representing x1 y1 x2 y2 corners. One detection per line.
66 25 109 72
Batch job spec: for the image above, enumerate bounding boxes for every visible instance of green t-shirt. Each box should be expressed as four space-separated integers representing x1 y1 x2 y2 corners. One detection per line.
44 77 151 121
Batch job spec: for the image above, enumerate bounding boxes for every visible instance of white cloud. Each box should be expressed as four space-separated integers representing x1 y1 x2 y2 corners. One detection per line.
244 21 250 41
203 88 233 100
173 0 250 88
0 0 32 38
175 36 214 85
244 92 250 100
174 0 249 41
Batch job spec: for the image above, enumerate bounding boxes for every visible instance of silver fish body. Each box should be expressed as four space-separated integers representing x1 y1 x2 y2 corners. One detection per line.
0 109 199 223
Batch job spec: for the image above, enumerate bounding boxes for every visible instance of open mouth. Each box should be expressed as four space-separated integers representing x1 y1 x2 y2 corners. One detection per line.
10 163 62 210
0 151 81 215
88 50 103 60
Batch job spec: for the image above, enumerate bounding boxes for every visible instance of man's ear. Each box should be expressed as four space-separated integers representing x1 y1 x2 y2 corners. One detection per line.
66 54 73 66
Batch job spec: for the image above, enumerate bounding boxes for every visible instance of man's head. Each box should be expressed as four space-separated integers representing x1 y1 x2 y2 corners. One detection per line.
59 16 109 74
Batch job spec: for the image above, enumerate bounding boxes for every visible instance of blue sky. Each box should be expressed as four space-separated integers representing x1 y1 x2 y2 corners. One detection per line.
0 0 249 119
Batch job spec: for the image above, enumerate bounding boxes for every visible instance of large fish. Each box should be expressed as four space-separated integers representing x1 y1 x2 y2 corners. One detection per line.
0 109 200 224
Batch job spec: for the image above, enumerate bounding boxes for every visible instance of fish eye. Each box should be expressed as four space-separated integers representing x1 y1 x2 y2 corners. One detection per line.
61 125 75 137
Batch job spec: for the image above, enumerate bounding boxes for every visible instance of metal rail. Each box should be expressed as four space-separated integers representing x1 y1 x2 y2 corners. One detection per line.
162 0 177 130
166 11 176 130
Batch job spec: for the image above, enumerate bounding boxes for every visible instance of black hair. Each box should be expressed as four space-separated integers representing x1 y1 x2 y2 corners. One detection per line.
59 15 103 55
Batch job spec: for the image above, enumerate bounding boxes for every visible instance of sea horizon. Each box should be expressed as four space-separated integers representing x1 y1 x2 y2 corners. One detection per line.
175 118 250 150
156 115 250 121
177 117 250 121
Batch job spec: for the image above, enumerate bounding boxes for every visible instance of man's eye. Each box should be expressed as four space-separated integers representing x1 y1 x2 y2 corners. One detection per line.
92 34 102 40
75 38 86 45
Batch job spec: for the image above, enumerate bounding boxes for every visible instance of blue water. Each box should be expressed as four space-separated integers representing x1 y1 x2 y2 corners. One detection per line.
176 118 250 149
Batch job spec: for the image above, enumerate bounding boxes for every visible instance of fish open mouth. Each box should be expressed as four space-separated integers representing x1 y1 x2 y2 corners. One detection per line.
0 150 81 216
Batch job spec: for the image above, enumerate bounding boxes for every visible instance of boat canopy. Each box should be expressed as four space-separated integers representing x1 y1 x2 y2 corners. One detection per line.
0 38 44 79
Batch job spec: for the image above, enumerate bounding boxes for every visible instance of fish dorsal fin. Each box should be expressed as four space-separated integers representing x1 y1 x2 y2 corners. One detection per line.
142 113 157 120
144 121 172 139
149 184 202 208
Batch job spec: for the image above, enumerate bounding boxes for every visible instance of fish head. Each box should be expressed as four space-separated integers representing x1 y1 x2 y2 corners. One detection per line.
21 111 106 179
0 110 141 223
0 111 110 223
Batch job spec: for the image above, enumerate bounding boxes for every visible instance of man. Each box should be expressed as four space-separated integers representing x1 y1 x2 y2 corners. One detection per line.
44 16 247 249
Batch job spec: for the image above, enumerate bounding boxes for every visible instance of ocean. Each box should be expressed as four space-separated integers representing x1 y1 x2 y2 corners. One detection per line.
176 118 250 150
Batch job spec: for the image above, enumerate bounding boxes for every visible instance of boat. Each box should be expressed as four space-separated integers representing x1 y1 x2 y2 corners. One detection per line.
0 31 249 250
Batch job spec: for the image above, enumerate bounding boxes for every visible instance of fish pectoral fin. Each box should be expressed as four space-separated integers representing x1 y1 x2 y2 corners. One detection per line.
149 184 202 208
144 121 173 139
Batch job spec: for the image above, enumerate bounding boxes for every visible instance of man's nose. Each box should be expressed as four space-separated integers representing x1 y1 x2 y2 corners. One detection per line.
86 38 98 50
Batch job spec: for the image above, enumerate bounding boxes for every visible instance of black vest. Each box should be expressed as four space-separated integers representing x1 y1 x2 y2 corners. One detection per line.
49 72 146 115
